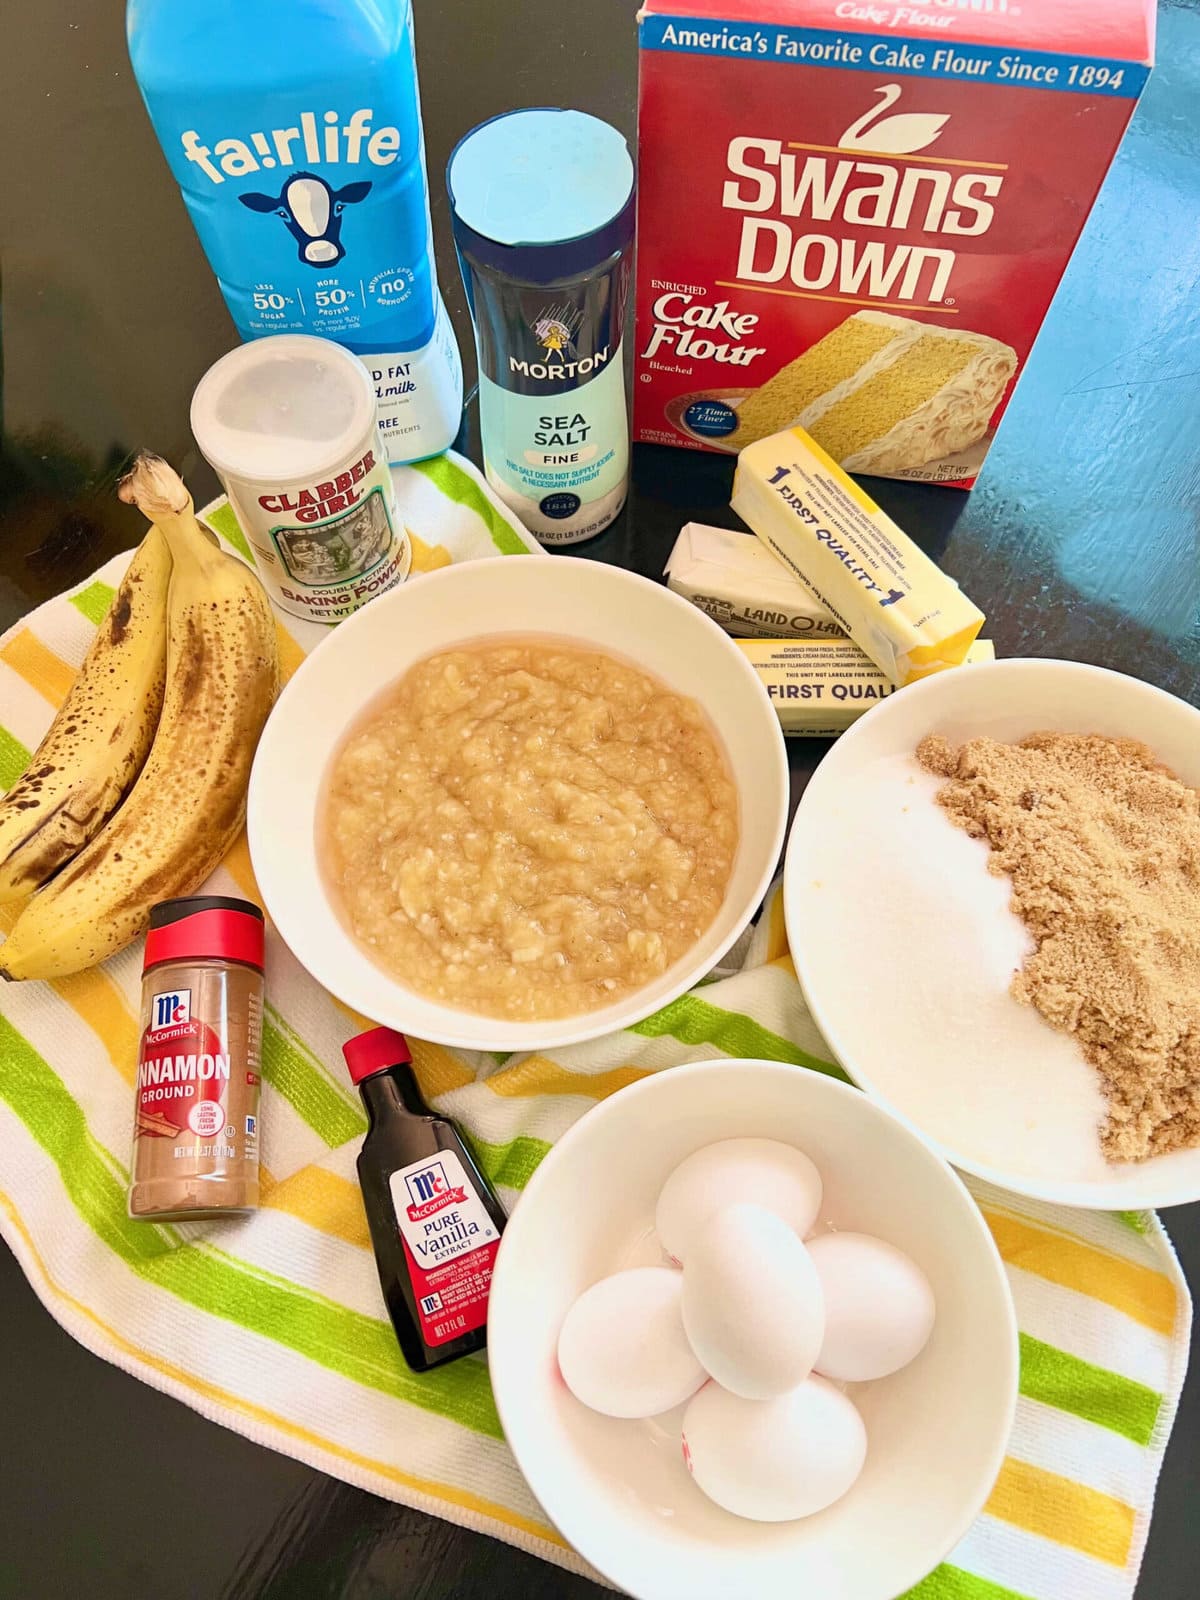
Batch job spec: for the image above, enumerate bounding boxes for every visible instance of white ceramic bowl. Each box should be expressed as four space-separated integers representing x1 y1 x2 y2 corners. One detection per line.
488 1060 1017 1600
248 556 788 1051
786 657 1200 1209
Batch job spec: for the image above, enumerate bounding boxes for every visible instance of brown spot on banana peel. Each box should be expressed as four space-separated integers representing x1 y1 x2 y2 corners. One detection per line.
108 588 133 647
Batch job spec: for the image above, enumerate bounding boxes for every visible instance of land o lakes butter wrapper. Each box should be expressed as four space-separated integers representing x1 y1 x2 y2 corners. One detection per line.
732 426 984 685
664 522 843 640
739 637 995 737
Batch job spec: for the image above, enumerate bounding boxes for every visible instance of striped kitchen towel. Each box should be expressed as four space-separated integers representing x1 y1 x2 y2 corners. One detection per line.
0 449 1191 1600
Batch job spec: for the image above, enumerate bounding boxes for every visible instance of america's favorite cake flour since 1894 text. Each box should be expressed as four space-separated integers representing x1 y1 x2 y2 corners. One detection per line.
634 0 1155 487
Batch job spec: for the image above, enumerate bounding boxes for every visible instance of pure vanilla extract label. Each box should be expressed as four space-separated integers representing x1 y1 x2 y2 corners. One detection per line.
389 1150 500 1346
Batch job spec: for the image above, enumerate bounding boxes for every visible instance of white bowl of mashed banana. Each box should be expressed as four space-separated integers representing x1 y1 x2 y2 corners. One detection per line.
248 556 789 1050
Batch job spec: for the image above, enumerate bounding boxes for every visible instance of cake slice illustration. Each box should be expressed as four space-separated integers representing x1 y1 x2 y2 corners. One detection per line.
729 311 1018 474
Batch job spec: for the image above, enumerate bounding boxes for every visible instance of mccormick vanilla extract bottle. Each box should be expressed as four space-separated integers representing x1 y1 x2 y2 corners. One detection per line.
343 1027 507 1371
127 0 462 463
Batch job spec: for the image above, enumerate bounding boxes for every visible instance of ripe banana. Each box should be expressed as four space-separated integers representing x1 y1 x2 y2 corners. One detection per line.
0 528 171 902
0 454 279 980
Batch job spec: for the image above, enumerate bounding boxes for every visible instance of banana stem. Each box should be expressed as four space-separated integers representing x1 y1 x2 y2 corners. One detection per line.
118 452 194 522
118 453 214 568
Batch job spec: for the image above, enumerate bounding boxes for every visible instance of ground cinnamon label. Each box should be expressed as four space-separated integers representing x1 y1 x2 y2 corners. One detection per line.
918 732 1200 1163
128 895 265 1219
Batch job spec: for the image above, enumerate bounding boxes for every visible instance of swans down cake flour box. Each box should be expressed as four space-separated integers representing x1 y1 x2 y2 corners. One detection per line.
634 0 1155 486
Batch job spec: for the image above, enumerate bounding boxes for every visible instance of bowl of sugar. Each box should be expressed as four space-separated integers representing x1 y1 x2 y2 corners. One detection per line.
785 657 1200 1209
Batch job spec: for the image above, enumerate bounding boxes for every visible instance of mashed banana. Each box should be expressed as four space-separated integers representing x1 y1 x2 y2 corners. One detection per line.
323 639 738 1020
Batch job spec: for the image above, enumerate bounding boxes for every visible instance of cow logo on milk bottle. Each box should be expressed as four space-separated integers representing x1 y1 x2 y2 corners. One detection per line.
127 0 462 463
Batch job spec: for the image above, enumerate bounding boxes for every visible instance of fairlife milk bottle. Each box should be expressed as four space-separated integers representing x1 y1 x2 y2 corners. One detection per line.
127 0 462 463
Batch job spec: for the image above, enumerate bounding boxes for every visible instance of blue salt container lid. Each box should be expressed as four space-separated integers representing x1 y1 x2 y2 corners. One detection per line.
447 108 635 282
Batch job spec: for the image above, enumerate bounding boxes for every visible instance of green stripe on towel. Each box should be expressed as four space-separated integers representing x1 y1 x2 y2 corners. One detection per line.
411 456 531 557
1115 1210 1151 1235
202 501 256 565
630 994 849 1081
1019 1333 1161 1446
0 725 32 790
261 1007 366 1148
0 1016 503 1438
903 1566 1034 1600
70 580 116 627
468 1132 553 1193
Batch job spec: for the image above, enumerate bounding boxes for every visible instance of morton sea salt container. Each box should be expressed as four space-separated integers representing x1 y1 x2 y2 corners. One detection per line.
128 0 462 463
448 109 636 545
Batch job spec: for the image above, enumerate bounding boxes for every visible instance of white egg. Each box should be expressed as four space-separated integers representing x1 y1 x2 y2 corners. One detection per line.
807 1231 936 1383
683 1375 867 1522
656 1138 822 1263
681 1203 824 1399
557 1267 707 1419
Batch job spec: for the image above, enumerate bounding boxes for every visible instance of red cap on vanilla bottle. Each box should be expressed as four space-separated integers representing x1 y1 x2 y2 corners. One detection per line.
343 1026 412 1085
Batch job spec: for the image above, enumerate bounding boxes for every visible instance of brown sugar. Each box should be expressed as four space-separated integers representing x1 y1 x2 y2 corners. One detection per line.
916 731 1200 1163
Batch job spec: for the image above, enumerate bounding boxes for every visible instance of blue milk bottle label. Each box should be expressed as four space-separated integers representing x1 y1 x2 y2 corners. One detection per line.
128 0 461 460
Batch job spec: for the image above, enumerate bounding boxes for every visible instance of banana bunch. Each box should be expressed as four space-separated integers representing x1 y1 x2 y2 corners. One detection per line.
0 527 171 900
0 454 279 981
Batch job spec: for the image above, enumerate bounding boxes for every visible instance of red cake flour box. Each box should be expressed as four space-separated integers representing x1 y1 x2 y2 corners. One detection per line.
634 1 1155 486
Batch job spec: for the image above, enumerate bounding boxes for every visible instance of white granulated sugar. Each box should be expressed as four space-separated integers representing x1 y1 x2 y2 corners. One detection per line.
802 754 1111 1180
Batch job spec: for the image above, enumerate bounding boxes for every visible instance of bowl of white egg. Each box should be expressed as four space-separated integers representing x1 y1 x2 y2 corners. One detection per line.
487 1059 1017 1600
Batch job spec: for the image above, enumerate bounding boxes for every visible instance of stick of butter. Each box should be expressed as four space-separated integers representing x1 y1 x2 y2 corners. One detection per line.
664 523 843 640
739 638 995 736
732 427 985 686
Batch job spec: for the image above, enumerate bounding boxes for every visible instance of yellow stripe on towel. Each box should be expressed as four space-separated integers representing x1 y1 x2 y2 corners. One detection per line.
765 892 789 962
0 1187 565 1550
221 831 264 910
0 630 75 707
275 621 306 684
0 904 139 1086
409 1039 477 1098
986 1456 1135 1567
485 1055 649 1102
984 1209 1176 1335
260 1164 371 1252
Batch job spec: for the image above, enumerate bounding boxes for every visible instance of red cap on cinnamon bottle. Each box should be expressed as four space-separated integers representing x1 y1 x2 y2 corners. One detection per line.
342 1026 412 1085
143 894 265 972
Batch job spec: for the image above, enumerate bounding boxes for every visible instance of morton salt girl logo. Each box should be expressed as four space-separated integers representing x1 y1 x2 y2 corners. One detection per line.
509 301 611 380
533 303 581 364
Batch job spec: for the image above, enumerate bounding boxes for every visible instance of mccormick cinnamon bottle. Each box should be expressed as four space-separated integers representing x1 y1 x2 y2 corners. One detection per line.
343 1026 506 1371
128 896 264 1220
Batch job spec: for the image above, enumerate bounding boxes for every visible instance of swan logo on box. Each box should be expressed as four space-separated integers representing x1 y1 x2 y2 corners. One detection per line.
724 84 1002 307
838 83 947 153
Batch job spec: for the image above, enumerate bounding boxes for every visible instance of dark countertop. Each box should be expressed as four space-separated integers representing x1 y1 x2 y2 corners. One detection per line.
1 2 1197 1597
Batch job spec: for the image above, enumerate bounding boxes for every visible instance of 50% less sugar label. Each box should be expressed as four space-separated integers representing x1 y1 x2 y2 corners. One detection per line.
136 1013 237 1139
